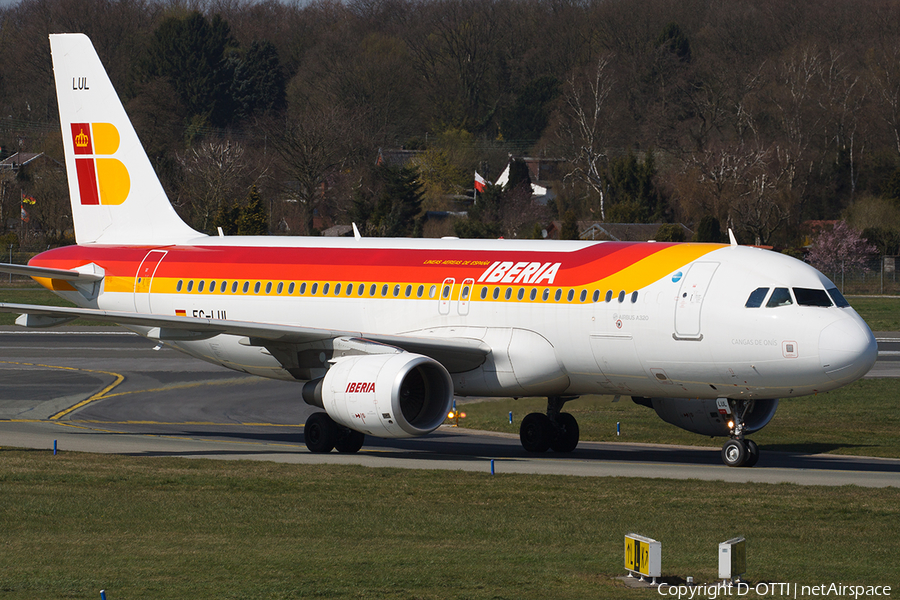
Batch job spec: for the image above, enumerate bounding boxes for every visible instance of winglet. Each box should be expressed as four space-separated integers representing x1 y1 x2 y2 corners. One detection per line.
728 228 738 247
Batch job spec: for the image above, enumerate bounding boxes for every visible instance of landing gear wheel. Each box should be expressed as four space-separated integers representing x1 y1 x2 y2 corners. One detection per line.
305 412 338 453
744 439 759 467
334 428 365 454
550 412 580 453
520 412 553 452
721 439 748 467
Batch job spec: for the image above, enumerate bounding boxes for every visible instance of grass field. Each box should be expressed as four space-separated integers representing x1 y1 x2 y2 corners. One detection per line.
1 451 898 600
457 378 900 458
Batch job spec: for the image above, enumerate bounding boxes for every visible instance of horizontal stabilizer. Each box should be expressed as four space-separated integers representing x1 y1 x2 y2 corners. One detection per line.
0 262 104 282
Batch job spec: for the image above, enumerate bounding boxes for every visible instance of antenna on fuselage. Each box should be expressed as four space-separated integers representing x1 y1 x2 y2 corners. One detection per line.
352 223 362 240
728 228 738 247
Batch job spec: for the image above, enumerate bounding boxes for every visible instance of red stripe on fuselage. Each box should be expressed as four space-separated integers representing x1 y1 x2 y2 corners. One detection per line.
29 242 678 286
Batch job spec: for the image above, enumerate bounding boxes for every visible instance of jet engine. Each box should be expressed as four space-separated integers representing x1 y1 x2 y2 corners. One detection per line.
303 353 454 438
632 397 779 437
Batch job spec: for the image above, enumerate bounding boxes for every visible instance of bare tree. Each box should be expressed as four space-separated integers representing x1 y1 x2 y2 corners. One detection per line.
557 55 617 220
177 140 257 233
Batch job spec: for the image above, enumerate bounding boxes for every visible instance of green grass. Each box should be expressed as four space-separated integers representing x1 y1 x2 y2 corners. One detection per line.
847 296 900 331
458 378 900 458
0 451 897 599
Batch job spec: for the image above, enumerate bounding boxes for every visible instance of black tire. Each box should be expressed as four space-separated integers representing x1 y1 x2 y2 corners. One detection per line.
721 439 748 467
305 412 337 453
744 439 759 467
334 428 365 454
520 412 553 453
550 412 580 453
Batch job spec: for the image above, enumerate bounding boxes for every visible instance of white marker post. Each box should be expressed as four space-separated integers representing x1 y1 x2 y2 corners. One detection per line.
718 537 746 581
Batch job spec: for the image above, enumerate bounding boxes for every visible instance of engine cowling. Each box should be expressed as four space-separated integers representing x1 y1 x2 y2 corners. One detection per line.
304 353 454 438
632 397 779 437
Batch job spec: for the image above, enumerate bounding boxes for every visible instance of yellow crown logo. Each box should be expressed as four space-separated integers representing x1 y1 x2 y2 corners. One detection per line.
74 130 89 148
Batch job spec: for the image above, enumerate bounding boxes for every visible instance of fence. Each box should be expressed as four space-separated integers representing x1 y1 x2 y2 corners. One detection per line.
819 256 900 296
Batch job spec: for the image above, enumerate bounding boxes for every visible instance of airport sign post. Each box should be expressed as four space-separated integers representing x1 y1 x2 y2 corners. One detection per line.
718 537 747 581
624 533 661 584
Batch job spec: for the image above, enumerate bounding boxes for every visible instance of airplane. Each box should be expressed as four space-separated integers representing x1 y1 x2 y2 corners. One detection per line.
0 33 878 467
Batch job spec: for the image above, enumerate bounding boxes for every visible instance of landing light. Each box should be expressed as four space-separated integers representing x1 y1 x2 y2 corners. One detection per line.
727 420 735 429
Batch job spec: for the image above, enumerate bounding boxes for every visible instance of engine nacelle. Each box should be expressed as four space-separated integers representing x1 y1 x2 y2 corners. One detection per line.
304 353 454 438
632 397 779 437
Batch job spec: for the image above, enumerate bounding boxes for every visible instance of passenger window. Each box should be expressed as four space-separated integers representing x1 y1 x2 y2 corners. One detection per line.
417 285 424 298
766 287 792 307
277 282 283 294
605 290 612 302
358 284 365 296
311 282 318 295
745 287 769 308
442 285 450 299
530 288 537 301
463 285 470 299
334 283 341 295
232 281 238 294
580 290 587 302
827 287 850 308
221 281 227 293
323 283 330 295
542 289 550 301
505 288 512 300
381 284 388 296
567 289 575 302
198 281 205 293
299 282 307 294
554 289 562 301
369 284 376 296
187 280 194 292
631 291 639 303
429 285 436 298
618 291 625 303
481 287 488 299
347 283 353 296
493 287 500 300
265 282 272 294
242 282 249 294
592 290 600 302
209 280 215 292
254 282 261 294
288 282 295 294
793 288 833 307
176 280 183 292
405 285 412 297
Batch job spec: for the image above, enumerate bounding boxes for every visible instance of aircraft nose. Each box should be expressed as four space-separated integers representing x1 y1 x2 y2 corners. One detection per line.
819 317 878 383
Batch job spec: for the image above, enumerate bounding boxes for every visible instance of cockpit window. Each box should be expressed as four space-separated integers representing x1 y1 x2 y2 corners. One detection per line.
827 287 851 308
745 287 769 308
766 287 793 308
793 288 833 307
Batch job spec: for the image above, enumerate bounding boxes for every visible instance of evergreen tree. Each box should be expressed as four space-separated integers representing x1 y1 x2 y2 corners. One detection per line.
655 223 686 242
454 183 503 239
505 158 531 192
144 12 238 127
560 210 579 240
231 41 286 119
369 164 424 237
694 215 723 243
237 186 269 235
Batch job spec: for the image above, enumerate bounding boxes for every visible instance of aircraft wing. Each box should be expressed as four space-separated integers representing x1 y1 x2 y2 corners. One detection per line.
0 302 489 373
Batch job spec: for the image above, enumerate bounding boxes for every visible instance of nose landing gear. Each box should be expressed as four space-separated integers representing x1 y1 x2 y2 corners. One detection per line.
719 399 759 467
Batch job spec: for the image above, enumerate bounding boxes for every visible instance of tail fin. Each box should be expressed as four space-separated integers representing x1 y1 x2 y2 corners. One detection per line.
50 34 202 245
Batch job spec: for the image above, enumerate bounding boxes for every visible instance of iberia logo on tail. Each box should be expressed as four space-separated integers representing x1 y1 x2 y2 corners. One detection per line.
71 122 130 205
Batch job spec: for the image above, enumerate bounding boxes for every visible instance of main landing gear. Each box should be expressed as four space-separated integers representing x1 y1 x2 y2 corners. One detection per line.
519 396 580 453
304 412 365 454
720 399 759 468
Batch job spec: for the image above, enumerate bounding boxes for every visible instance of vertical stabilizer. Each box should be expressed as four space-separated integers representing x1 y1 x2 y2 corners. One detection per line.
50 34 202 245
